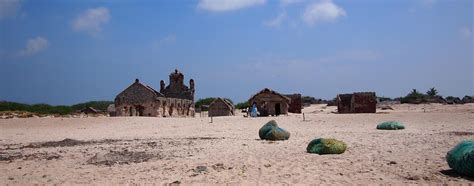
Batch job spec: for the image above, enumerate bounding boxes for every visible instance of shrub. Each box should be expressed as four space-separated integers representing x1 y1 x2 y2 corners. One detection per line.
235 101 249 109
446 141 474 177
376 121 405 130
307 138 347 155
258 120 290 141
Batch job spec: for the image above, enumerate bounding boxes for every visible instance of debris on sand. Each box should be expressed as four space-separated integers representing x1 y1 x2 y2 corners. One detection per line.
87 151 155 166
23 138 119 149
0 152 61 161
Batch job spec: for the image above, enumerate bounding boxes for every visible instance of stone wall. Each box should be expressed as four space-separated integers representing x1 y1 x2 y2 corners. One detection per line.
352 92 376 113
285 94 302 113
337 92 376 113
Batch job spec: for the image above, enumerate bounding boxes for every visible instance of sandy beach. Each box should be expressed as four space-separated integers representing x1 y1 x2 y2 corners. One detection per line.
1 104 473 184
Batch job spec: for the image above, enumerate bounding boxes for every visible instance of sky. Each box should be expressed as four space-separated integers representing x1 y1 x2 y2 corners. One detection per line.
0 0 472 105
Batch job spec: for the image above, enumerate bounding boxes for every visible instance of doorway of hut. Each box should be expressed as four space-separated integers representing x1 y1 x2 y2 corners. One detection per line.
275 103 281 116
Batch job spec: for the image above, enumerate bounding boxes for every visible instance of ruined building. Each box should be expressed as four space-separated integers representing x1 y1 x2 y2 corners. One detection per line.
337 92 376 113
114 69 195 117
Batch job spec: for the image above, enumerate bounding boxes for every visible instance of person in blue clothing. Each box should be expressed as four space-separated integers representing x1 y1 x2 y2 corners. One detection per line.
250 102 259 117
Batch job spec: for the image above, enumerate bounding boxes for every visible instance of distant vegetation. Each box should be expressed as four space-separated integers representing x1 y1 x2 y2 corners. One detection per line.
0 101 113 115
397 87 472 104
70 101 113 111
235 101 249 109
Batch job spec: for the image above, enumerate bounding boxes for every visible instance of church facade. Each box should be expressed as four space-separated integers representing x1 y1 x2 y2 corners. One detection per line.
114 69 195 117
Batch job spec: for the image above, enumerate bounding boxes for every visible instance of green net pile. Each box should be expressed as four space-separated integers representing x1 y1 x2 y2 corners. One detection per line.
306 138 347 155
376 121 405 130
258 120 290 141
446 141 474 177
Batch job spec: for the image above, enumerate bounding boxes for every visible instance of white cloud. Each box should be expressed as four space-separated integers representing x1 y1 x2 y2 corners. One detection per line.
19 37 49 56
460 27 472 39
0 0 21 20
302 0 346 26
197 0 266 12
72 7 110 36
263 12 286 27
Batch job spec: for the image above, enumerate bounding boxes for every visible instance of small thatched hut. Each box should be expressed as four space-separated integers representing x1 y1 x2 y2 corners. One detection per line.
208 98 234 117
249 88 290 116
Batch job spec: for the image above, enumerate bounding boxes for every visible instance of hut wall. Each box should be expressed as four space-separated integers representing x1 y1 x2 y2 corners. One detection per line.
337 94 352 113
249 93 289 116
351 93 376 113
286 94 302 113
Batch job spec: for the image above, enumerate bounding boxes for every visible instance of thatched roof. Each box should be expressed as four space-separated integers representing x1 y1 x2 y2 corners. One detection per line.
116 79 164 99
210 97 234 110
249 88 291 102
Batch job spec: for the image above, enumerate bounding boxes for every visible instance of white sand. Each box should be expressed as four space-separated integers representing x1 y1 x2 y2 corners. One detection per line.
0 104 473 184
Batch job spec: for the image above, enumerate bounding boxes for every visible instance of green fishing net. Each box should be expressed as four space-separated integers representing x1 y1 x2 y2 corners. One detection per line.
446 141 474 177
258 120 290 141
376 121 405 130
307 138 347 155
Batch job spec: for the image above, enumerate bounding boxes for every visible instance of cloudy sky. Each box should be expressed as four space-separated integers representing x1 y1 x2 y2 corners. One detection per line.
0 0 472 105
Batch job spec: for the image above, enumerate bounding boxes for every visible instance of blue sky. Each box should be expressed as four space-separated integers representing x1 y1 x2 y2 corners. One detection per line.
0 0 472 105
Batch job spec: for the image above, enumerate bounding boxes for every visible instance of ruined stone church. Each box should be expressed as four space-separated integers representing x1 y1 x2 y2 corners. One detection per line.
114 69 195 117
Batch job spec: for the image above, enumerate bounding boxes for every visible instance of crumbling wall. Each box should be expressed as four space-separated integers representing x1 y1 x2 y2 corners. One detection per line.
352 92 376 113
285 94 302 114
337 94 353 113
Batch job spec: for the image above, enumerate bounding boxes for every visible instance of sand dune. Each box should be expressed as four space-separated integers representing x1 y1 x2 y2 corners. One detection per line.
0 104 473 184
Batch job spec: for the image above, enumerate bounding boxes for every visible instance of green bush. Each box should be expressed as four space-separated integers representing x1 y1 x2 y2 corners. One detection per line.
258 120 290 141
235 101 249 109
446 141 474 177
376 121 405 130
400 89 428 104
307 138 347 155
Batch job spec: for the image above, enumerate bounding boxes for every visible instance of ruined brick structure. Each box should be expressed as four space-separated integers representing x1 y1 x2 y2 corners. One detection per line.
114 69 195 117
337 92 376 113
208 98 234 117
285 94 302 113
249 88 290 116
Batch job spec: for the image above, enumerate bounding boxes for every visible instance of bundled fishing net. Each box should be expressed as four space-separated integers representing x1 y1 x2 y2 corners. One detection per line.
306 138 347 155
446 141 474 177
258 120 290 141
376 121 405 130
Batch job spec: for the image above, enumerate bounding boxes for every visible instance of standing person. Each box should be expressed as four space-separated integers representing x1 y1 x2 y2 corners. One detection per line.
250 102 259 117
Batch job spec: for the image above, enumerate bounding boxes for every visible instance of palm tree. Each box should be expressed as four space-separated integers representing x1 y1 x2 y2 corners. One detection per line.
426 87 438 97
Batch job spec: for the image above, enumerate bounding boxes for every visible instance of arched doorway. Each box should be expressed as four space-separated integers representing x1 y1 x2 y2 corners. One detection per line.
135 105 145 116
169 104 174 116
